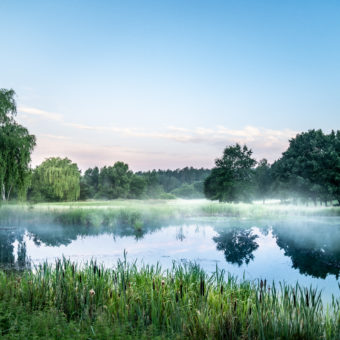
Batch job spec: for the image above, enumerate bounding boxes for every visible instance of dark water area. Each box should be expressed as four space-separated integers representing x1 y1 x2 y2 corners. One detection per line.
1 216 339 302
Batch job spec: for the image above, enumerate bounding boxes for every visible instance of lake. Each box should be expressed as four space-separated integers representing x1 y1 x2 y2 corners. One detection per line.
1 214 339 302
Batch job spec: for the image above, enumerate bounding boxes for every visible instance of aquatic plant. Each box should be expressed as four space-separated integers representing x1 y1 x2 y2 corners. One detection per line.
0 258 338 339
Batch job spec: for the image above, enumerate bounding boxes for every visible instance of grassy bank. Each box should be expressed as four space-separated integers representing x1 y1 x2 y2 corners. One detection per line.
1 200 340 230
0 258 339 339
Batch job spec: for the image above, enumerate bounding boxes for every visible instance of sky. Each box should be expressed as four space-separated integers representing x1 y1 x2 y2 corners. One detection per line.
1 0 339 171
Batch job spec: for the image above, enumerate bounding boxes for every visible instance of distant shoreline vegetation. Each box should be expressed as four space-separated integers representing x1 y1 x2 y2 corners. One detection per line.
1 88 340 206
0 201 339 231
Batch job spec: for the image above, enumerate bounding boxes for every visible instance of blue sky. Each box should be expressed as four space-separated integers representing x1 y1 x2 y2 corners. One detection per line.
1 0 339 170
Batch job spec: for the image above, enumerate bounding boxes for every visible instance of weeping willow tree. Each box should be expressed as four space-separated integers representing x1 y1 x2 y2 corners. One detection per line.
30 157 80 202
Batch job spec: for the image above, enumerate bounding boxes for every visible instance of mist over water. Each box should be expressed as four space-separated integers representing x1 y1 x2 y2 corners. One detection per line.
1 204 339 302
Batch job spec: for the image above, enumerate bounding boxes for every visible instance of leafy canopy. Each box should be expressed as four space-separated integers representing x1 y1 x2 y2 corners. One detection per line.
30 157 80 201
204 144 256 202
0 89 36 200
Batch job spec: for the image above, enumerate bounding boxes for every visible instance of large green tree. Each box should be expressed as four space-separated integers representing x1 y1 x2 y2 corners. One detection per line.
0 89 36 200
30 157 80 201
272 129 340 204
204 144 256 202
97 162 133 199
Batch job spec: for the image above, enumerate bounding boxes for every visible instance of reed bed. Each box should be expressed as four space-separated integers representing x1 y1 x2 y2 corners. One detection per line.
0 258 338 339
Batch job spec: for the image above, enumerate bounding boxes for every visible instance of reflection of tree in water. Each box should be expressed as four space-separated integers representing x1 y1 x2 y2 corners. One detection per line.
0 228 29 269
213 228 259 266
273 224 340 279
176 227 185 241
0 218 168 268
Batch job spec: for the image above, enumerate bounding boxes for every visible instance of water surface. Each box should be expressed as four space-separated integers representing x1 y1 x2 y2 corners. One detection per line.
1 216 339 301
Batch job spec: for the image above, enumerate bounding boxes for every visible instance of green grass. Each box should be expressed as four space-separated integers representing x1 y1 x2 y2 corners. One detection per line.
0 258 338 339
0 200 339 230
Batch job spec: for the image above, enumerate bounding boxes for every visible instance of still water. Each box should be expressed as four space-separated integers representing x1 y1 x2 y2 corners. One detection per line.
1 216 339 301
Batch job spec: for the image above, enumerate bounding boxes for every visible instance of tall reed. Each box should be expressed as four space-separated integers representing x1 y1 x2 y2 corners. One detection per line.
0 258 338 339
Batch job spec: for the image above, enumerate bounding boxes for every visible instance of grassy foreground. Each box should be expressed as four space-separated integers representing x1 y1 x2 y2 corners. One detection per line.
0 258 339 339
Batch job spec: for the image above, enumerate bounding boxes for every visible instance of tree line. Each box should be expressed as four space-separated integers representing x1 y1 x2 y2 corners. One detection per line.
1 88 339 204
204 130 340 205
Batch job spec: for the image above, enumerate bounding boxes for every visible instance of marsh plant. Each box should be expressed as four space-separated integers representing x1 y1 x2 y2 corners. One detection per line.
1 200 340 231
0 257 339 339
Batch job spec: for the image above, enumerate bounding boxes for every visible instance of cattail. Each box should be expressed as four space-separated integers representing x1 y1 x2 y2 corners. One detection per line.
175 292 179 302
200 277 205 296
234 300 237 312
78 274 82 283
293 289 296 307
312 292 315 307
98 269 101 277
264 279 267 290
260 279 263 290
110 290 113 298
249 306 252 315
153 280 155 291
220 284 223 295
180 282 183 299
259 291 262 303
306 291 309 307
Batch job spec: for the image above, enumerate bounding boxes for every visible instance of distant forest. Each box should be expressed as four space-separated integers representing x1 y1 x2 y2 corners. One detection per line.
77 166 211 201
19 129 340 205
1 88 340 205
27 161 211 201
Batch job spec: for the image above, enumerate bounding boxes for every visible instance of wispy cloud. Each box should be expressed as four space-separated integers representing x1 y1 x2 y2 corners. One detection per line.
19 105 296 147
31 135 208 171
20 105 297 168
65 120 296 148
19 106 63 121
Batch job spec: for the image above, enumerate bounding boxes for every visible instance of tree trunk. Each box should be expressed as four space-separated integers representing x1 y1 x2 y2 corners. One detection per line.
1 183 5 201
6 185 12 201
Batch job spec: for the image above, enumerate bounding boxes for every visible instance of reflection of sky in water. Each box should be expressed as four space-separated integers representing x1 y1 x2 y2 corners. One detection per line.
22 223 340 303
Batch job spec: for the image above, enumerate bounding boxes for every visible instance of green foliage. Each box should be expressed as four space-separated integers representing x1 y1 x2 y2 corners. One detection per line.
98 162 132 199
79 166 99 199
29 157 80 202
79 162 146 200
0 89 16 124
171 182 204 198
272 129 340 204
129 175 146 198
253 159 272 203
0 258 338 339
0 89 36 201
138 167 210 198
204 144 256 202
79 166 210 200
